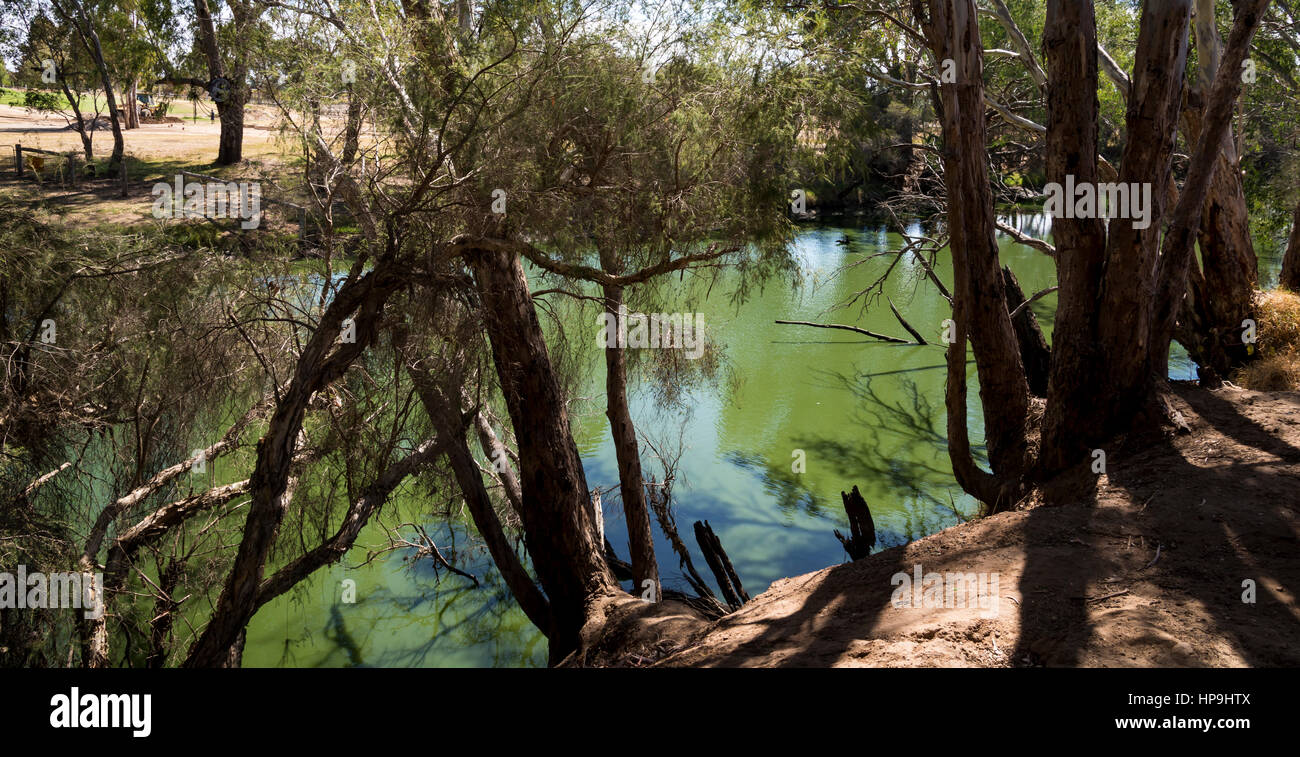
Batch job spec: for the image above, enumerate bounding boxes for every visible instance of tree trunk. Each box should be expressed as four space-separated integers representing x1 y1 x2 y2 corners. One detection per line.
914 0 1031 503
1002 266 1051 397
215 93 246 165
1040 0 1191 474
56 75 94 161
467 248 618 664
600 284 660 603
124 79 140 129
1282 197 1300 291
184 264 400 666
60 0 123 168
342 85 362 165
410 372 553 635
1176 0 1259 380
1150 0 1272 379
193 0 245 165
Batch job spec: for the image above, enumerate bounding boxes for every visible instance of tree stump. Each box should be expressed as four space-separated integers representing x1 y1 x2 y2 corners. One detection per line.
834 485 876 561
693 520 749 611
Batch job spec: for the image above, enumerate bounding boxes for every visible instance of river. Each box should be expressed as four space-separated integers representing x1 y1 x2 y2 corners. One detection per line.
238 213 1285 667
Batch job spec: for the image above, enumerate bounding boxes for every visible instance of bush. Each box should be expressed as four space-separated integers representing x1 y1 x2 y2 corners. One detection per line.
23 89 62 111
1234 353 1300 391
1253 289 1300 358
1232 289 1300 390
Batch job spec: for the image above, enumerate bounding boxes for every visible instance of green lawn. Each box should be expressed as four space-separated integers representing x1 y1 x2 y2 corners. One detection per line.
0 87 180 117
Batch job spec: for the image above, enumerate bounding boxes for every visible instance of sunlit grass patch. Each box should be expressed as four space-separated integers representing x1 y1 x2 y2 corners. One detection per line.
1233 289 1300 390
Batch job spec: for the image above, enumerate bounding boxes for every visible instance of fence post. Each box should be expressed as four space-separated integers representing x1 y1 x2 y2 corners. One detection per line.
119 155 128 198
298 206 307 242
15 144 22 178
68 153 78 189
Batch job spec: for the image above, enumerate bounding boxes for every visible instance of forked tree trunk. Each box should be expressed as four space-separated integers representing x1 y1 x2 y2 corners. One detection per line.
468 248 618 664
913 0 1031 503
1039 0 1191 474
600 283 660 603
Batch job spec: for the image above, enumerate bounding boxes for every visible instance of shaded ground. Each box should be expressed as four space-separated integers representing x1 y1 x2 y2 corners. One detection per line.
651 384 1300 667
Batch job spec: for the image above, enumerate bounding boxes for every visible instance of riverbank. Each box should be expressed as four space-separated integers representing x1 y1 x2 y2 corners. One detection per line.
626 384 1300 667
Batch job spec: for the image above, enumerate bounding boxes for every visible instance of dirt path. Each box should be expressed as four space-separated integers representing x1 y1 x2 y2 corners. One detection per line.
656 384 1300 667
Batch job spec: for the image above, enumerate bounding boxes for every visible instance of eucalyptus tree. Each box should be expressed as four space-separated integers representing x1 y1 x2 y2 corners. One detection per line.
480 8 804 605
44 0 126 167
7 9 104 161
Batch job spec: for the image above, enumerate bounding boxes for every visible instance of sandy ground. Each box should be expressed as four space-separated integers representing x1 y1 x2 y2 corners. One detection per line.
0 102 283 164
653 384 1300 667
0 103 300 227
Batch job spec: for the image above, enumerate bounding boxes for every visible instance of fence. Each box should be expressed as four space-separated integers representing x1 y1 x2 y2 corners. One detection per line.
14 144 79 188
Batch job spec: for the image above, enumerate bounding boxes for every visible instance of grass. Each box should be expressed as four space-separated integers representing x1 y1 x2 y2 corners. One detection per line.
0 87 188 118
1233 289 1300 390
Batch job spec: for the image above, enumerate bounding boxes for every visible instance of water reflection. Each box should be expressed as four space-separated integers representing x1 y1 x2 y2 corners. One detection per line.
243 215 1100 667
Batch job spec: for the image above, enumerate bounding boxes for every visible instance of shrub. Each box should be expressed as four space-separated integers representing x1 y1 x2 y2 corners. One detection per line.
1253 289 1300 358
1232 289 1300 390
23 89 62 111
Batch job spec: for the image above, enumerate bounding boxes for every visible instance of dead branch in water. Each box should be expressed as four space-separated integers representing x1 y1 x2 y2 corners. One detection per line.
887 298 929 344
834 485 876 561
694 520 749 611
775 319 911 343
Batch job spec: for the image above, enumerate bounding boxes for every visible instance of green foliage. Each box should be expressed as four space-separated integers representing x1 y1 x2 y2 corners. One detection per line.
22 88 62 110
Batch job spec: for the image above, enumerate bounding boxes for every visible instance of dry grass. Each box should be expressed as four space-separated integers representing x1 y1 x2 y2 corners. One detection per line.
1233 289 1300 390
1235 352 1300 391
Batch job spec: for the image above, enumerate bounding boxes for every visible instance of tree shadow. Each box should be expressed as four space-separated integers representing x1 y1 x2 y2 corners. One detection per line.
694 371 976 666
1015 385 1300 666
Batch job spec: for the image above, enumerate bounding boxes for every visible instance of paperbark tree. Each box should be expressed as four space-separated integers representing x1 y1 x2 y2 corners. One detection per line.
184 259 403 667
913 0 1031 505
917 0 1272 500
599 280 659 603
466 246 619 663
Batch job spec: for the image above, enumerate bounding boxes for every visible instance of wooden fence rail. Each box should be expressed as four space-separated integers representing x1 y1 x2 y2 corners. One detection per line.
14 144 79 188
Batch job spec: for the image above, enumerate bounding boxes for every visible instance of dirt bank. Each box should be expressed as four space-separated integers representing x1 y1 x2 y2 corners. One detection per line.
649 384 1300 667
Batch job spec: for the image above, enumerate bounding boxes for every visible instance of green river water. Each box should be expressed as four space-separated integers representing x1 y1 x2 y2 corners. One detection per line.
230 214 1281 667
